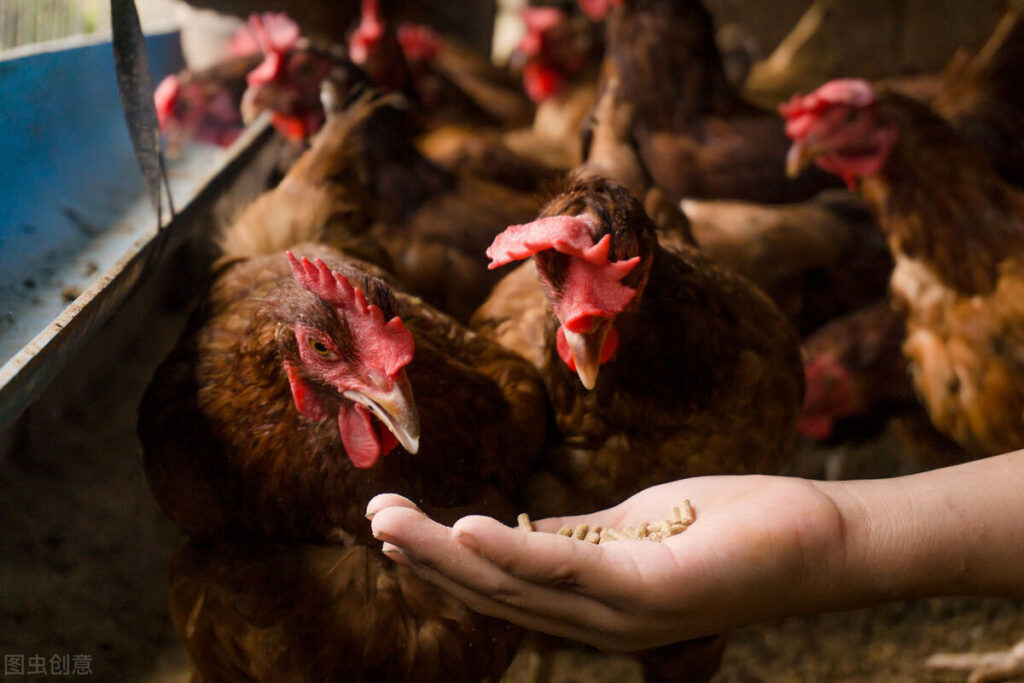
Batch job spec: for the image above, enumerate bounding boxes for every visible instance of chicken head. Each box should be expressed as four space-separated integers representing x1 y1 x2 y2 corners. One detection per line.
269 253 419 469
781 78 898 189
487 178 653 389
239 13 330 141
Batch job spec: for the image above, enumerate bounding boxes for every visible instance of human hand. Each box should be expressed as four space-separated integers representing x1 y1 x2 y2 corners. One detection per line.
367 475 848 651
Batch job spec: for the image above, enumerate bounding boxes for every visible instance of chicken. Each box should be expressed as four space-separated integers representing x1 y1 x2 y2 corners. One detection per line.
154 51 261 154
784 78 1024 458
503 5 602 171
593 0 839 204
798 299 913 444
798 297 972 467
153 13 304 152
473 175 803 516
236 12 347 142
138 90 549 682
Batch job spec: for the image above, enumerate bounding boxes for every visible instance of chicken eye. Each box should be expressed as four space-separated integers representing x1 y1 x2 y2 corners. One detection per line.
308 337 335 358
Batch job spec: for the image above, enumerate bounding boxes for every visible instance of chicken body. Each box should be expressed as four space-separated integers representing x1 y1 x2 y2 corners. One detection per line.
348 84 544 323
680 191 893 336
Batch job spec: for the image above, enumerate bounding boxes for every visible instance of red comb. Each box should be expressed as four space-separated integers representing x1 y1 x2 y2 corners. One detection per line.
517 7 564 58
397 23 440 63
578 0 622 21
779 79 876 122
487 215 641 322
487 215 637 276
286 253 415 377
237 13 299 85
153 74 179 128
231 12 300 56
350 0 384 64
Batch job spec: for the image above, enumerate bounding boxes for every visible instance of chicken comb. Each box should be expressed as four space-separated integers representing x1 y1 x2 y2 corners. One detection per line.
397 24 440 63
578 0 623 22
779 79 876 137
487 215 640 278
286 253 415 378
517 7 566 58
239 13 300 85
349 0 384 64
488 215 642 322
153 74 179 128
231 13 300 58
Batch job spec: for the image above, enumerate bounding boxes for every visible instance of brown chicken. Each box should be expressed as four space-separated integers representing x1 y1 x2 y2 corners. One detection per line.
473 175 803 515
154 51 261 154
138 91 549 682
507 5 602 165
784 78 1024 458
798 298 971 469
798 299 913 444
594 0 839 204
236 12 348 142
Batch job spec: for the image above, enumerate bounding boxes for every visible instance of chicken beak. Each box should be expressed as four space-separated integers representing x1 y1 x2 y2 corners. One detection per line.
785 139 820 178
240 87 262 126
344 373 420 454
562 322 611 391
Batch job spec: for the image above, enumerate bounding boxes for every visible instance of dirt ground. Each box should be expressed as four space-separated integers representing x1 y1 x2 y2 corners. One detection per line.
1 275 1022 683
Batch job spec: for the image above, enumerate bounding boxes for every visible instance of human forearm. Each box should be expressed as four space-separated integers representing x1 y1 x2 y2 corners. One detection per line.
815 449 1024 609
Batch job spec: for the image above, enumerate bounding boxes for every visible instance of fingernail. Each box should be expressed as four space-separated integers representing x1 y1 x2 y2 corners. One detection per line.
381 542 410 566
365 509 376 521
453 530 478 552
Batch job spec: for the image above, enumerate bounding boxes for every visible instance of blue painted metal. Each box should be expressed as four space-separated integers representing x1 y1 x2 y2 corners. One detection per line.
0 29 271 432
0 30 183 364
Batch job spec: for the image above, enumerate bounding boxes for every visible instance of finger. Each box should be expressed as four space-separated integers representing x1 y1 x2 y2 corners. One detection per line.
380 541 411 566
403 555 636 652
366 493 422 520
372 508 616 612
451 514 657 603
372 508 651 648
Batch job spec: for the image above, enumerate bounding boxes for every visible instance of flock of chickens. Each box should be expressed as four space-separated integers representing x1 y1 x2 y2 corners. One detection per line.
138 1 1024 681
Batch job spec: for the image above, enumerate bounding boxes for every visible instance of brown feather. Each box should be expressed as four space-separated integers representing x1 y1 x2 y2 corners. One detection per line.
856 90 1024 455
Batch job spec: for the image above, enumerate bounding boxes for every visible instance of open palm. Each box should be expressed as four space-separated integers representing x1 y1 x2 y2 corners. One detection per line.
368 474 847 651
